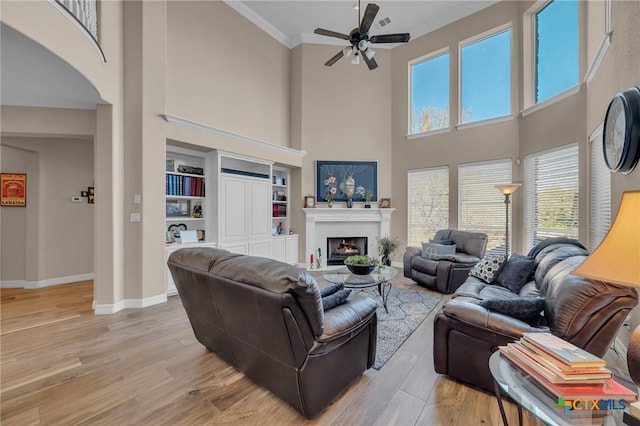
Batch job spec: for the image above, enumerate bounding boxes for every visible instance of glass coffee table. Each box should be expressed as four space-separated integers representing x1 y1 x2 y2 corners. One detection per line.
323 267 397 313
489 350 627 426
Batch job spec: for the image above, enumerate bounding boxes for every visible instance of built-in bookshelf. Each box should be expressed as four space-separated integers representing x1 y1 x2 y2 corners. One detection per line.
272 166 290 236
165 150 207 242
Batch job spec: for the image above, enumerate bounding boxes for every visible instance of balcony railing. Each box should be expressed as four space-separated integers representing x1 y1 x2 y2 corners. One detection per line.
56 0 97 40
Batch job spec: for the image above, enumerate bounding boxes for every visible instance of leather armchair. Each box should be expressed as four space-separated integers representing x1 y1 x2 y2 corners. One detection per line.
433 239 639 393
167 247 378 419
403 229 488 294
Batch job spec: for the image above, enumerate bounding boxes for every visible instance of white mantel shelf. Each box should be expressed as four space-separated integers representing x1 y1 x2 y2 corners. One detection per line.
303 208 395 268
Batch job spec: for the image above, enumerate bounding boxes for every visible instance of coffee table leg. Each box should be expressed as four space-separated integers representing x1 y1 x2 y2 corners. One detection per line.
380 281 391 313
493 379 510 426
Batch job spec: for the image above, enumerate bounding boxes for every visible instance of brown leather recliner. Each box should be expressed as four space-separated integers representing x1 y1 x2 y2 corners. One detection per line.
433 239 639 393
167 247 378 419
403 229 488 294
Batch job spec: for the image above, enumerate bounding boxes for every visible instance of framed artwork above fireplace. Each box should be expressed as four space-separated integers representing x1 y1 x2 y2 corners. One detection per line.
315 160 377 203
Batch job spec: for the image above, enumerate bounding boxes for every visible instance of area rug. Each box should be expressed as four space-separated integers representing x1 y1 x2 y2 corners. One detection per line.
361 286 443 370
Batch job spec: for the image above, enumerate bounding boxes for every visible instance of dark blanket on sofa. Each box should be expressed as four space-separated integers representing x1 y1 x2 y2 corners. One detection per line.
526 237 587 259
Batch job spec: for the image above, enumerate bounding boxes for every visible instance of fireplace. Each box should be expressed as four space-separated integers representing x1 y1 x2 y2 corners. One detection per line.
327 237 368 265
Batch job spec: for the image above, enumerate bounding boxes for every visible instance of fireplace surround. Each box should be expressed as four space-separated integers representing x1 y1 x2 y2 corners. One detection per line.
304 208 394 269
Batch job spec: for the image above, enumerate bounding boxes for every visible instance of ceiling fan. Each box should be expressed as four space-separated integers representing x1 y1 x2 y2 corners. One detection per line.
314 0 411 70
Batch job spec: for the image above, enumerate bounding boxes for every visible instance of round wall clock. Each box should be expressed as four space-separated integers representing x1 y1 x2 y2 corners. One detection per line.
603 86 640 174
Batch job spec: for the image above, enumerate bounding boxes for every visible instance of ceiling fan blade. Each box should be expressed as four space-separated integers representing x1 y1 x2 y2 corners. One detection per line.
363 52 378 70
324 50 345 66
314 28 350 40
359 3 379 34
369 33 411 44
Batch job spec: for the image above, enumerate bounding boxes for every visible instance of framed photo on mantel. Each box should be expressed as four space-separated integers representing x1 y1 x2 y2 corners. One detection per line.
316 160 377 203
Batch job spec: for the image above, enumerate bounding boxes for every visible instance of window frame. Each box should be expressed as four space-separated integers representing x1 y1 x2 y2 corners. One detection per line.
523 0 581 112
589 124 611 250
458 23 513 126
408 47 451 138
458 158 513 255
523 143 580 251
407 166 450 247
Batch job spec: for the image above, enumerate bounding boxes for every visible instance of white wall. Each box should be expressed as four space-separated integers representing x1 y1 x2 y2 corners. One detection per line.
1 137 94 286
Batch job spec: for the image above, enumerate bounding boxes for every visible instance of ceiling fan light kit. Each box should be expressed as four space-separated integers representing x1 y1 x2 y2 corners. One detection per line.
314 1 410 70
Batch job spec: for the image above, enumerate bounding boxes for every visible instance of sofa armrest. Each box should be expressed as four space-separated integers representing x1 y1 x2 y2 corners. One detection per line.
317 293 378 343
403 246 422 278
442 299 548 338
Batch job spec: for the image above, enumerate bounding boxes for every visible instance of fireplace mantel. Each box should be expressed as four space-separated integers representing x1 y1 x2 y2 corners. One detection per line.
303 208 395 269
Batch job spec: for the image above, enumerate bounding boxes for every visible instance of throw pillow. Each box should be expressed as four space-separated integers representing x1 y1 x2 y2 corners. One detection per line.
495 254 537 294
479 297 545 321
429 238 454 245
320 282 344 297
468 254 506 283
322 289 352 311
421 242 457 260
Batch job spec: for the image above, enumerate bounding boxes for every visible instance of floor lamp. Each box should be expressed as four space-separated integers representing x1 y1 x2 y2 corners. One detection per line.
495 183 522 257
572 190 640 390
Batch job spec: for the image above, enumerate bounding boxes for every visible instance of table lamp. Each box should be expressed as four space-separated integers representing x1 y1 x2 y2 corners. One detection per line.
572 190 640 385
495 183 522 257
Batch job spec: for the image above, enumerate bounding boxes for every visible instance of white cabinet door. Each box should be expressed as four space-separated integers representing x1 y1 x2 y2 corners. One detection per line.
272 237 286 262
223 242 248 255
165 246 181 296
220 176 247 240
249 180 271 240
285 235 299 265
250 240 272 258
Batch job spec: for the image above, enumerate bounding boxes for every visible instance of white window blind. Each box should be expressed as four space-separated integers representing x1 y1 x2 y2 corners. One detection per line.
458 159 512 254
590 127 611 249
524 144 579 251
407 167 449 246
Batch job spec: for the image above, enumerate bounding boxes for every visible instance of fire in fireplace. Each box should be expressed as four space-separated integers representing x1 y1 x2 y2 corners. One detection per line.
327 237 368 265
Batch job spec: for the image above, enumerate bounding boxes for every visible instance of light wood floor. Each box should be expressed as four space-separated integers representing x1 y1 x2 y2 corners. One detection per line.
1 275 623 425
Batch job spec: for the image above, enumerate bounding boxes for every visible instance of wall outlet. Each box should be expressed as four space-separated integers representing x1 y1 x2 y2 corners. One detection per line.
130 213 141 222
71 197 82 203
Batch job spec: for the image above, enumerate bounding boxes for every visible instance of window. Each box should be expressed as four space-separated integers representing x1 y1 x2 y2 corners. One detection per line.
460 28 511 124
590 127 611 249
524 144 579 251
535 0 579 103
458 159 512 254
410 50 449 134
408 167 449 246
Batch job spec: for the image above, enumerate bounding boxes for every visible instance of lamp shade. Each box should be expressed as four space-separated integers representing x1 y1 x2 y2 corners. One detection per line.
572 190 640 287
495 183 522 195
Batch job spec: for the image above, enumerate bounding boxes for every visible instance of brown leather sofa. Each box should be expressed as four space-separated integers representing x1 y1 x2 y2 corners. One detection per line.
403 229 488 293
167 247 378 419
433 238 639 392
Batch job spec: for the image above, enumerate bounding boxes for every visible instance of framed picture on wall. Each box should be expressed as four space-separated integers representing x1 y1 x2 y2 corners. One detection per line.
1 173 27 207
315 161 377 203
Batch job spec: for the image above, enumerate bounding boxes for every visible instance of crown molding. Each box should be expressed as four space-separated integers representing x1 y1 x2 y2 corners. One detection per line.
224 1 294 48
162 114 306 158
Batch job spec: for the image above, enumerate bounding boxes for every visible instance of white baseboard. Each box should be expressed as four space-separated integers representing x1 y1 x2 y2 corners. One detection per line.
391 261 403 268
1 273 95 289
93 293 168 315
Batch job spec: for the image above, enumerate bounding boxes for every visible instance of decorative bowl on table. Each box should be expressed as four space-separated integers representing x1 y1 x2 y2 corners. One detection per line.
344 255 377 275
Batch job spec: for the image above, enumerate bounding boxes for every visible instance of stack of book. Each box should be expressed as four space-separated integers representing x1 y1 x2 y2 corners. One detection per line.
499 332 638 404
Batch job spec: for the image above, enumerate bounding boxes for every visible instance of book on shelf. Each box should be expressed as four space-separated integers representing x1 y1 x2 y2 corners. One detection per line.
502 344 609 385
499 348 637 402
521 332 606 368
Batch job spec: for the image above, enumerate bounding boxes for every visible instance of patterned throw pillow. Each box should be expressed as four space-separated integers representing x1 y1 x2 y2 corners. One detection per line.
468 254 506 283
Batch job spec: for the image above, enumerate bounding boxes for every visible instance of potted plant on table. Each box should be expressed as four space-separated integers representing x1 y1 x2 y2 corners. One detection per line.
377 235 399 266
344 255 378 275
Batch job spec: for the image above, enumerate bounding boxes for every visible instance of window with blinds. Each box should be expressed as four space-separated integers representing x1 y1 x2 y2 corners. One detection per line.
524 144 579 251
458 159 512 254
590 127 611 249
407 167 449 246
